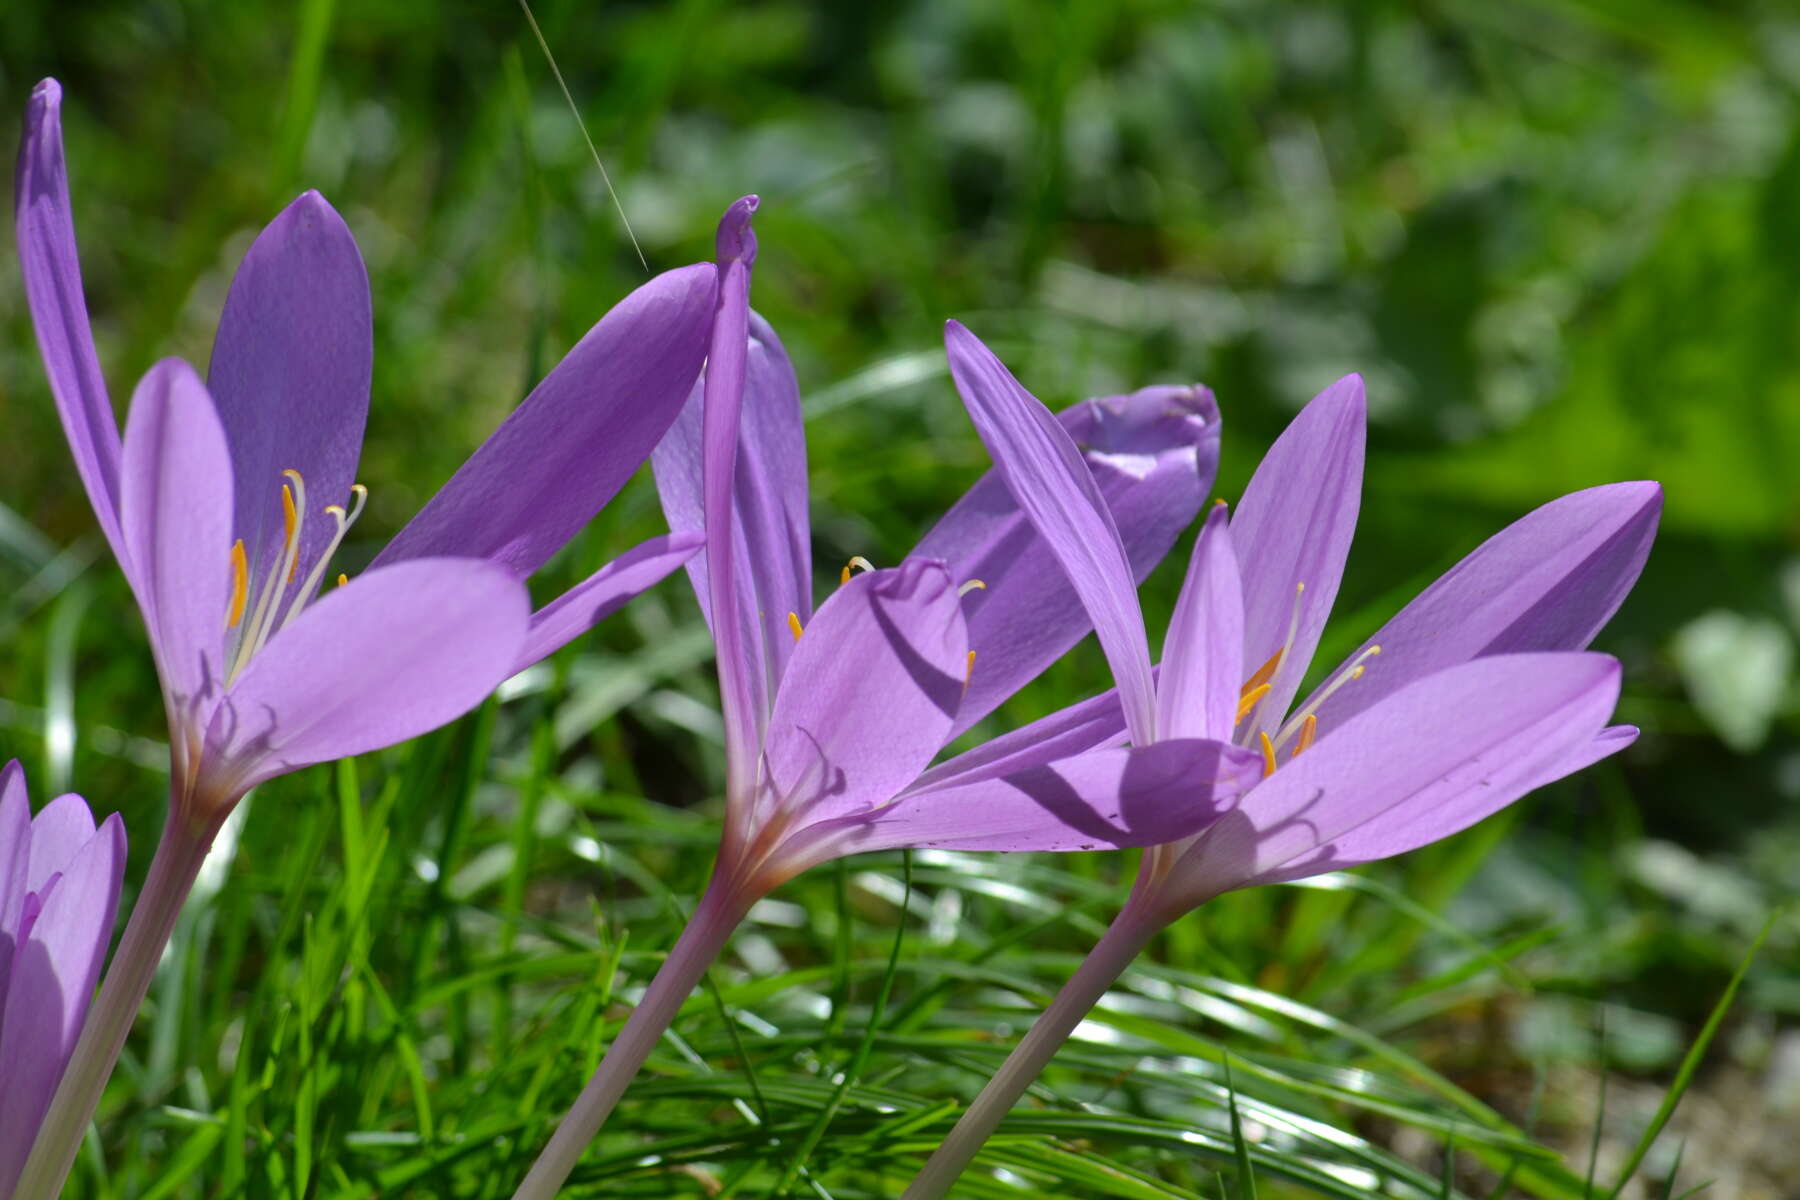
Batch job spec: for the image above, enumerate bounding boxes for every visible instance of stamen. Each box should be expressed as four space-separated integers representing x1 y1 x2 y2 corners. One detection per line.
1238 581 1307 733
1258 731 1278 779
229 470 310 682
280 477 300 582
226 540 248 629
336 573 348 588
958 578 987 597
1270 644 1381 755
1234 683 1270 725
1293 714 1318 757
840 555 877 585
1241 650 1283 695
964 650 976 685
280 484 369 632
787 612 804 641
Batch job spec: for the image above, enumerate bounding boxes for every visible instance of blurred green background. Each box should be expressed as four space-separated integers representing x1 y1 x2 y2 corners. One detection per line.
1 1 1796 1197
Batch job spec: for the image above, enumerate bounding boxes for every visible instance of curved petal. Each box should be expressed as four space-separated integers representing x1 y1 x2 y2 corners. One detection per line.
375 261 717 577
0 810 124 1192
697 198 765 787
1159 503 1243 742
513 531 705 672
1167 653 1622 903
22 793 96 897
207 191 371 596
907 685 1132 794
1303 482 1663 731
804 739 1262 860
203 559 530 794
1230 375 1365 743
120 359 235 710
14 79 125 559
653 310 811 712
916 381 1219 737
944 321 1158 744
762 560 966 829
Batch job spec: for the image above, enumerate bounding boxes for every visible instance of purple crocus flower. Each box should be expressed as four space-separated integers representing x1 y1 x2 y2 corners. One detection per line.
12 79 715 1195
0 761 125 1200
509 201 1262 1200
901 324 1662 1197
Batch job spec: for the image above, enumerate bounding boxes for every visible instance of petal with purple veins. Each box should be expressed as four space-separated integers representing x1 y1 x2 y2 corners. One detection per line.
14 80 126 560
119 360 235 712
761 561 966 830
943 321 1158 745
207 192 372 591
514 532 705 673
376 262 716 578
1168 652 1622 904
1158 504 1243 743
202 559 530 796
1230 375 1365 742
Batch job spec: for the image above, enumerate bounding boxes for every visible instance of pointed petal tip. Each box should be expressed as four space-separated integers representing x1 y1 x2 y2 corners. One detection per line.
31 77 63 110
716 196 759 266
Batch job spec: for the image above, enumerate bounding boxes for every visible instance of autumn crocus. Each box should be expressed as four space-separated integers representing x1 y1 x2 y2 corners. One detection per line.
0 761 126 1200
13 79 715 1194
509 201 1263 1199
901 325 1661 1198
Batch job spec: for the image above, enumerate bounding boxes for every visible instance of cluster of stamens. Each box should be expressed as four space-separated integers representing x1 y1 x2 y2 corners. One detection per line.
784 555 985 687
224 469 367 683
1234 581 1380 778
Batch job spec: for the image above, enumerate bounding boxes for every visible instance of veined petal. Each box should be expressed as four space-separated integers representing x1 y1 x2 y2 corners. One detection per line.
0 809 124 1192
1158 503 1243 742
14 80 126 561
1230 374 1365 742
653 310 811 714
944 321 1158 745
907 685 1131 794
512 531 705 673
806 739 1262 859
120 359 234 712
22 793 97 898
1167 653 1622 903
699 198 764 793
1302 482 1663 731
208 191 372 593
916 383 1220 737
375 262 716 577
761 561 966 829
203 559 529 795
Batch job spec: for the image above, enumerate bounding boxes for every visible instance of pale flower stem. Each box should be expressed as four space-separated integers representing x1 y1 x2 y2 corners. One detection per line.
901 907 1162 1200
15 810 214 1199
511 880 752 1200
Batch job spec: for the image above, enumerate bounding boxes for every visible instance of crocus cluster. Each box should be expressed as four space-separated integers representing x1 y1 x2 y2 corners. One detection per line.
0 763 125 1200
7 77 1660 1200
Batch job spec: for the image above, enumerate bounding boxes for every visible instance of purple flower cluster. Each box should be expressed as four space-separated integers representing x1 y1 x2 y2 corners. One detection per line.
8 78 1660 1199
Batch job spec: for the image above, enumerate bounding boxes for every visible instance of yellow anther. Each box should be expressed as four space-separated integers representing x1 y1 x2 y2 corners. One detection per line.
226 540 248 628
336 573 348 589
1294 713 1318 757
280 482 297 545
1235 683 1270 724
1241 651 1282 696
841 564 851 586
958 578 987 597
965 650 976 684
1258 731 1278 779
787 612 804 641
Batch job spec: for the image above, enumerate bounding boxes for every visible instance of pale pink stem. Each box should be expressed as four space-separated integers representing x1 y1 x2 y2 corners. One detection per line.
901 904 1163 1200
511 879 752 1200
